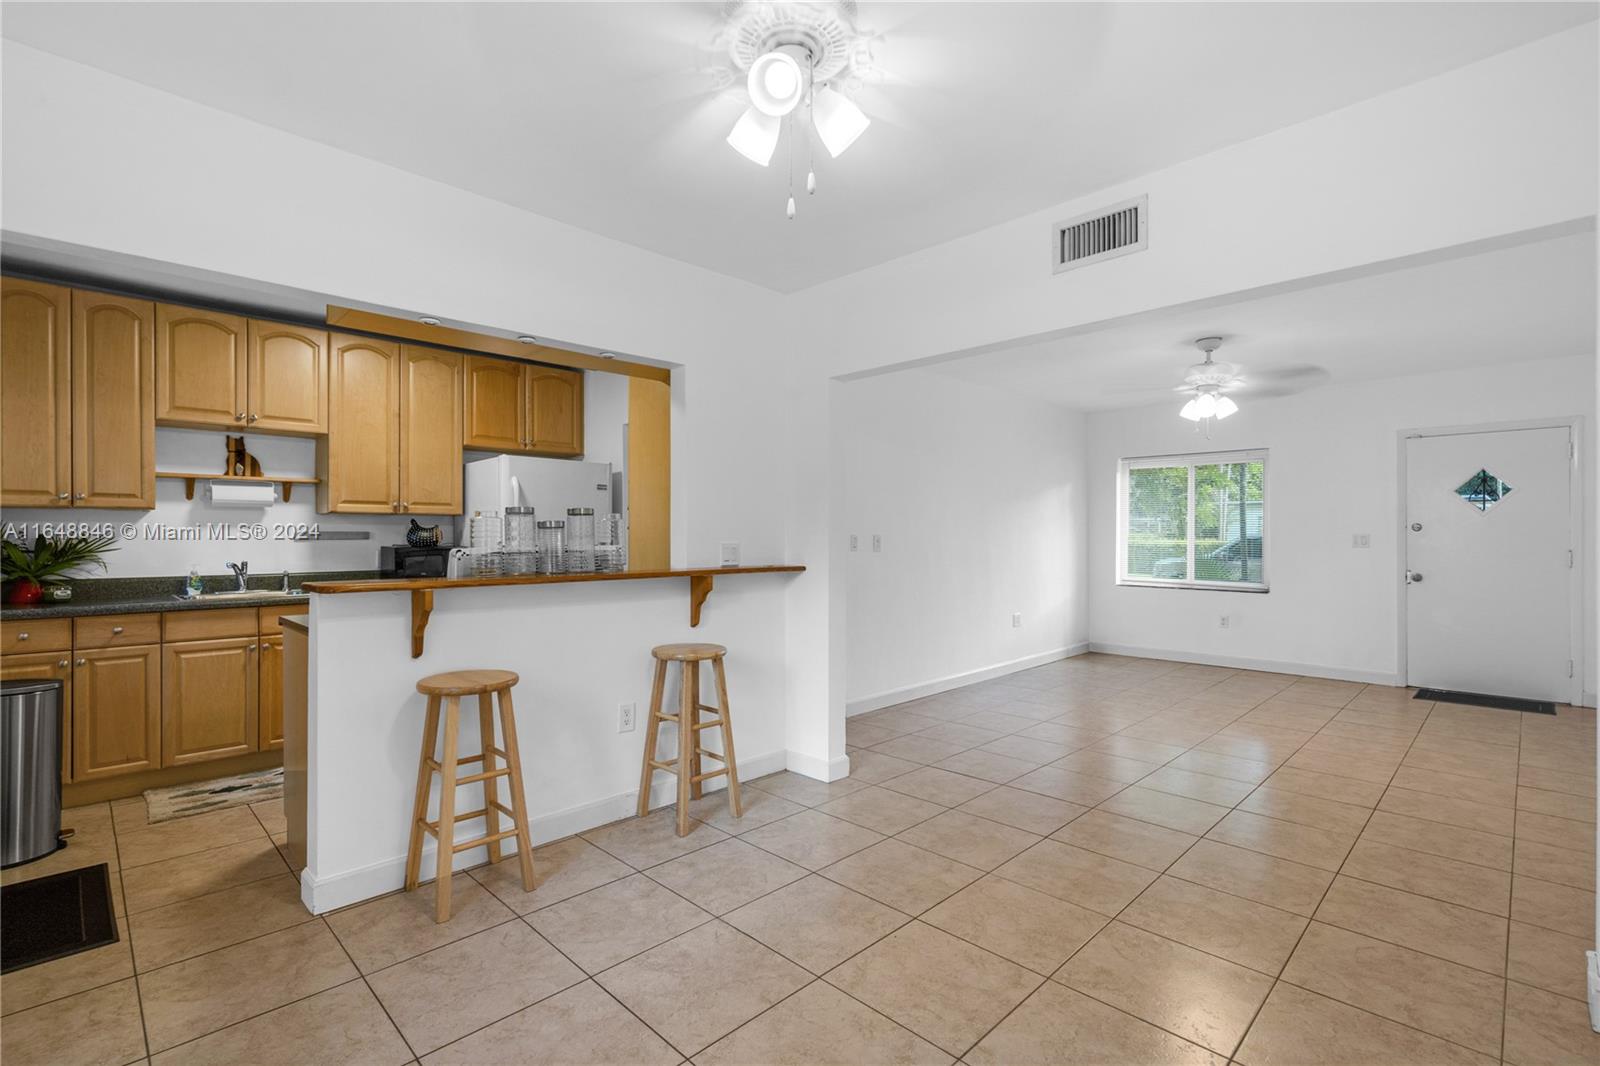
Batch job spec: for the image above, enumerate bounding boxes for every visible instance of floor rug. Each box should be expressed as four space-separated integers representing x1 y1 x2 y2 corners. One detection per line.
1 863 118 973
1414 688 1556 715
144 766 283 823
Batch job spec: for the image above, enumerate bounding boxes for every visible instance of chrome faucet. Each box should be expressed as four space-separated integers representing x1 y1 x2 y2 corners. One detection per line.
280 569 291 593
226 561 248 592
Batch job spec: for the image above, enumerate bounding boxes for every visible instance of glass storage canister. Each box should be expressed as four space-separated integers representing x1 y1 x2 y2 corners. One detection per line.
468 510 503 551
536 520 566 575
503 506 537 575
565 508 596 573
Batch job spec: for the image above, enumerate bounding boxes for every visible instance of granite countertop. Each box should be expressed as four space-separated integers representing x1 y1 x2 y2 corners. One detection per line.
0 571 379 620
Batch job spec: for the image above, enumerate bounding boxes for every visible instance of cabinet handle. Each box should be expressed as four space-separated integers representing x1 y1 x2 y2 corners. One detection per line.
111 626 124 635
247 414 259 423
16 633 28 642
57 492 69 500
75 658 86 667
73 493 86 500
247 644 258 652
401 501 410 510
56 659 68 669
236 412 246 421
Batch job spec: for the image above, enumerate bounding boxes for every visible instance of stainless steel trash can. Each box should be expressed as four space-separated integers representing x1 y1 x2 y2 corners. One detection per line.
1 678 65 868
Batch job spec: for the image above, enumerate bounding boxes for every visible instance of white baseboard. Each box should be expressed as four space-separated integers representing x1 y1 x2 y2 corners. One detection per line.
1587 950 1599 1033
1086 642 1401 687
846 643 1090 717
786 749 851 782
300 747 787 915
1581 690 1597 709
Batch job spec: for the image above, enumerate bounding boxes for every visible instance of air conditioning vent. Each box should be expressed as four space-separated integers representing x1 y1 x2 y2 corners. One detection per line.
1053 195 1148 274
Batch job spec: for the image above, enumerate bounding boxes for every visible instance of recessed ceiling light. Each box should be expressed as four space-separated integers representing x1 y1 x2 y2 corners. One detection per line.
599 352 616 360
419 316 441 325
517 336 537 344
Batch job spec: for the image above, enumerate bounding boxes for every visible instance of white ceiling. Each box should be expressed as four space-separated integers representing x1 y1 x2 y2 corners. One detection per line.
928 231 1598 411
3 2 1592 292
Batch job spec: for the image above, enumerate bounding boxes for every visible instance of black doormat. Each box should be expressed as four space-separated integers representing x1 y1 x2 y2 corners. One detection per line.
1415 688 1556 715
0 863 118 973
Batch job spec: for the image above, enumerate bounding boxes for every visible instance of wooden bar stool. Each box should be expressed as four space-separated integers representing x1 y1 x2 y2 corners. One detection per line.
637 644 743 836
405 669 536 922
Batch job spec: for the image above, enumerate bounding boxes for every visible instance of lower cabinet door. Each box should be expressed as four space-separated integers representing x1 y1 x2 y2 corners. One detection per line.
73 645 161 781
162 637 259 766
258 634 285 752
1 651 74 783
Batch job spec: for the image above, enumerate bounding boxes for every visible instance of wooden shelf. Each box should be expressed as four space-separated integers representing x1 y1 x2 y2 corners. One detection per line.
302 566 806 658
156 471 320 503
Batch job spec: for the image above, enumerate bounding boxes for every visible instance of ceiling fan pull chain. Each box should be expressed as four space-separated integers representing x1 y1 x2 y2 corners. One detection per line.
786 112 797 220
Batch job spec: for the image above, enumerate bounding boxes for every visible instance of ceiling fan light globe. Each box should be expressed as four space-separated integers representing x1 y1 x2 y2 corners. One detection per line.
1179 398 1203 421
1214 395 1239 419
748 51 804 116
727 106 780 166
1192 392 1219 419
812 85 870 157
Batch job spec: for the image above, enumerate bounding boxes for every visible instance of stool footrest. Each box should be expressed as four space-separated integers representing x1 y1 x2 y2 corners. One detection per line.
691 717 724 731
696 747 726 763
691 767 728 784
454 767 512 786
452 828 521 853
489 800 516 818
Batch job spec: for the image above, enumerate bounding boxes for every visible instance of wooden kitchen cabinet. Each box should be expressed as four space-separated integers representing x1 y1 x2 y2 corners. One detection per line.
1 651 75 783
258 633 285 751
463 355 526 451
1 278 73 507
155 304 248 429
73 644 161 781
461 355 583 457
248 321 327 434
400 345 463 514
162 637 259 766
71 290 156 509
319 334 401 514
528 367 584 455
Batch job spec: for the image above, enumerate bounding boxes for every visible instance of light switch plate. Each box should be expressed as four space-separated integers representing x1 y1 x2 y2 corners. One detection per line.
720 542 741 567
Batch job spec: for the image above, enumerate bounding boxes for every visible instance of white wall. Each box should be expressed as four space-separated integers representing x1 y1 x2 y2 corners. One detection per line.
581 369 629 471
840 370 1088 712
1085 355 1597 698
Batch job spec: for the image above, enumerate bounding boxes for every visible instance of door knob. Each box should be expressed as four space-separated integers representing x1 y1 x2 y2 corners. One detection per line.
1406 571 1424 584
1410 522 1423 532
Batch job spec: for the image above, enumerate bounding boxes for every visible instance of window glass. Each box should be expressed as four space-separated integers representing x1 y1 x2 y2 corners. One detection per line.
1125 466 1189 581
1193 460 1265 583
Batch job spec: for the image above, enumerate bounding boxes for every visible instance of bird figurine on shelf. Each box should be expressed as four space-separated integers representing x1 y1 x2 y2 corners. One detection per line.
406 519 443 548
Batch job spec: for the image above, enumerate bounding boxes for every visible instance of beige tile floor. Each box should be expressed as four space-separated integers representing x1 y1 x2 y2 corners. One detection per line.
2 654 1597 1064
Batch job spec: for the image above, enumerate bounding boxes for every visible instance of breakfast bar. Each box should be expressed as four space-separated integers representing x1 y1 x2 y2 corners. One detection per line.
290 565 806 914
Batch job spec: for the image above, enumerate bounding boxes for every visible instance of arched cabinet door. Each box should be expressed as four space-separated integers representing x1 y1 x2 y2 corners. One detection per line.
1 278 72 507
527 366 584 456
462 355 527 451
399 345 463 514
156 303 247 429
318 334 401 514
248 321 328 434
72 291 156 509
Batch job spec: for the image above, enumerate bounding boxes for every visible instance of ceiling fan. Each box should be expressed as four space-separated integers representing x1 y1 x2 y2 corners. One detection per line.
1109 337 1329 429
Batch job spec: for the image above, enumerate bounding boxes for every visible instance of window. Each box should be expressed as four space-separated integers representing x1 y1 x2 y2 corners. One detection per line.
1118 450 1267 590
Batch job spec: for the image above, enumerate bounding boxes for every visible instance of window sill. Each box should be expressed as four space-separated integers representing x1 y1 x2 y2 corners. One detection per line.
1117 579 1270 594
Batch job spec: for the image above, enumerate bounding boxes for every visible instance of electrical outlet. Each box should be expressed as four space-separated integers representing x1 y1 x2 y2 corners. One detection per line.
1352 533 1371 548
849 534 858 552
1219 615 1231 629
871 534 882 553
618 702 636 733
1012 612 1022 628
719 542 741 567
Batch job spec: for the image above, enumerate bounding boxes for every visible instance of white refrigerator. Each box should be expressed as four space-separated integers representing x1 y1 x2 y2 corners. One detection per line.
458 455 615 546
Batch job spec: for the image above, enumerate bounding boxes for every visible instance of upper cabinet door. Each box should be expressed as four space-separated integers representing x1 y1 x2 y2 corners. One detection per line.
155 304 248 428
1 279 72 507
462 355 527 451
72 291 156 509
528 367 584 456
319 334 400 514
248 321 328 434
399 346 463 514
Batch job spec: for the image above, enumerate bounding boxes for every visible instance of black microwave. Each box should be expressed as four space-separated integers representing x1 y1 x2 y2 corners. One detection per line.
380 545 450 578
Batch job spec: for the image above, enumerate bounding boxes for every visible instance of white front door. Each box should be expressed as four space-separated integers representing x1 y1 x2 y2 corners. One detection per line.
1405 425 1574 702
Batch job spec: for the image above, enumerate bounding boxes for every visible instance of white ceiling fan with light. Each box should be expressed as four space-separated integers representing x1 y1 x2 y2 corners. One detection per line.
718 1 876 218
1112 336 1329 432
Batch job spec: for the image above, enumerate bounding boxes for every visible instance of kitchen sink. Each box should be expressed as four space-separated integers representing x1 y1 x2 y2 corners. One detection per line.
173 589 303 601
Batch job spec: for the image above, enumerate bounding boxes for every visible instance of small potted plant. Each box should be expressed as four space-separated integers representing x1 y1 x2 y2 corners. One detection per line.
2 533 117 606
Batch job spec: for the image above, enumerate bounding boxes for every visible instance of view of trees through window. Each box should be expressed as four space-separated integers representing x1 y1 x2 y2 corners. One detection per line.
1124 454 1265 585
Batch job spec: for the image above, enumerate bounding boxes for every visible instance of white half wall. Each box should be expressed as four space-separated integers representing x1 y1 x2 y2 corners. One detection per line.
1086 355 1597 697
841 370 1088 713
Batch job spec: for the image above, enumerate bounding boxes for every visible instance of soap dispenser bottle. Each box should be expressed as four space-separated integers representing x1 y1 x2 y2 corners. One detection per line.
185 565 203 599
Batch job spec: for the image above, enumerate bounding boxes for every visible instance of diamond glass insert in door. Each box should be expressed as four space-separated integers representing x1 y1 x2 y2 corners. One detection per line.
1455 469 1513 512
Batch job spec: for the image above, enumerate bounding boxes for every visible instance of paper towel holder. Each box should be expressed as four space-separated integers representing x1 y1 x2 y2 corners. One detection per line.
156 471 321 503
